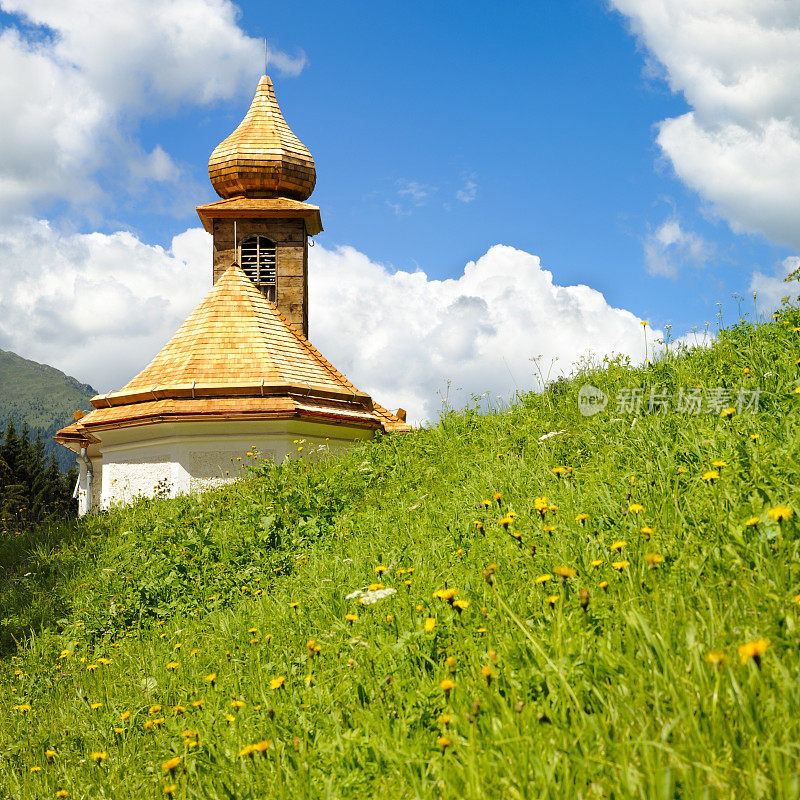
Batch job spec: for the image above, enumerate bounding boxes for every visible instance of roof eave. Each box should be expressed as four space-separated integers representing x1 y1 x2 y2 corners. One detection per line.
195 197 323 236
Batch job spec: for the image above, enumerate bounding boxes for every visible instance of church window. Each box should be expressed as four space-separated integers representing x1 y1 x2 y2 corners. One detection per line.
239 235 277 301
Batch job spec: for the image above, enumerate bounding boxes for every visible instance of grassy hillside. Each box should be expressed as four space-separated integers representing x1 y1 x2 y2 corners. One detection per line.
1 309 800 799
0 350 97 471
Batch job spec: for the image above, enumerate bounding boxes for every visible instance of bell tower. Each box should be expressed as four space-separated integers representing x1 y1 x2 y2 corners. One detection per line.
196 75 322 336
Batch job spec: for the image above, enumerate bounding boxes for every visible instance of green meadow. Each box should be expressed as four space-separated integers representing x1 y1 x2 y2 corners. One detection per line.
2 307 800 799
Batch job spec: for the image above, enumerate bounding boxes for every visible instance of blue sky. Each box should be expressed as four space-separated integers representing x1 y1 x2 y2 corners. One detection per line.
136 0 791 330
0 0 797 420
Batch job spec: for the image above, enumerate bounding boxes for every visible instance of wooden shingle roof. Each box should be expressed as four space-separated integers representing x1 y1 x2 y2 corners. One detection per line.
55 264 411 437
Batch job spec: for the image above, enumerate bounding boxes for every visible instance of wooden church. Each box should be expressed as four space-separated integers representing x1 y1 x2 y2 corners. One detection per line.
55 75 410 515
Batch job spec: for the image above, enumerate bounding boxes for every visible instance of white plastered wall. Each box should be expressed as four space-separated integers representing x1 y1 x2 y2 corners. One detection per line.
94 419 374 510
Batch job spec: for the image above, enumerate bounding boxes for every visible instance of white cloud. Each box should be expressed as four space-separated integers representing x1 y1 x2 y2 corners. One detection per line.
750 256 800 311
309 243 654 422
644 218 712 277
0 0 304 212
456 177 477 204
610 0 800 249
0 226 654 424
0 217 210 390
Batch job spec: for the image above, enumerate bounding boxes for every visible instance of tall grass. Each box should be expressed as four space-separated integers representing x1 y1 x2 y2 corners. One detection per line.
2 308 800 799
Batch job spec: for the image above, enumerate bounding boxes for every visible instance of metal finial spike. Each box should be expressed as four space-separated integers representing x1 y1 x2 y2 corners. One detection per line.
264 38 268 76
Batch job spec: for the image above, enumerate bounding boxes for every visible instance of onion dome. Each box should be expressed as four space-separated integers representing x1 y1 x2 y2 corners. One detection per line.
208 75 316 201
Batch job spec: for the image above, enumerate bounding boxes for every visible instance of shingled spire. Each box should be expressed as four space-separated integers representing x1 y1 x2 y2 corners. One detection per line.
208 75 316 201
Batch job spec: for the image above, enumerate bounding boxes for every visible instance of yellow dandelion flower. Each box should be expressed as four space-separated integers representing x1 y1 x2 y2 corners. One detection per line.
86 664 98 672
677 466 687 474
599 580 608 590
56 792 68 798
439 713 452 725
205 672 216 684
535 574 552 584
190 649 199 657
173 642 181 650
481 664 493 680
231 700 245 709
424 618 437 633
610 540 626 551
166 662 179 671
46 750 56 761
705 650 727 669
13 704 31 712
162 756 181 772
89 702 102 710
551 466 566 476
437 735 452 751
750 433 760 441
225 713 235 722
368 583 385 591
553 565 576 580
345 613 358 623
192 699 204 708
452 599 470 611
90 751 107 763
543 525 555 533
611 560 630 571
172 706 186 714
645 553 663 567
745 516 760 527
375 565 387 574
640 526 653 537
712 459 727 469
440 678 456 693
270 675 286 690
575 513 589 523
493 492 503 502
289 601 299 609
164 786 178 796
546 595 559 607
30 766 42 773
590 559 603 567
768 506 793 522
433 587 457 603
702 470 719 483
738 638 769 664
628 503 644 514
445 656 456 672
720 407 735 418
149 705 162 715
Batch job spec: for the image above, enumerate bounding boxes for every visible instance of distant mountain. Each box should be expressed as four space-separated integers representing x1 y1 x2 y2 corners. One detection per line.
0 350 97 471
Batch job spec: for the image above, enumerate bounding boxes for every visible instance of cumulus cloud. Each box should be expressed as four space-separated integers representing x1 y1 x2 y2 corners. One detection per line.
0 0 304 212
309 243 654 422
644 218 712 277
0 217 210 390
750 256 800 312
0 224 653 423
610 0 800 249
